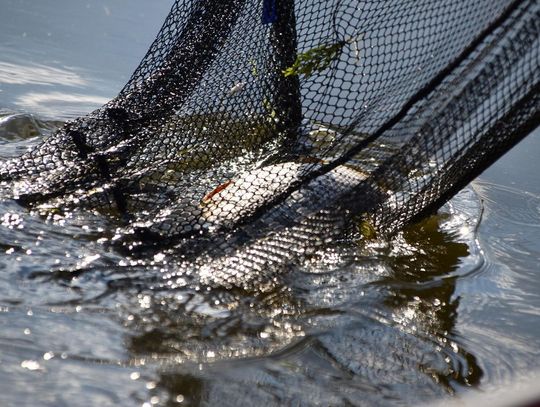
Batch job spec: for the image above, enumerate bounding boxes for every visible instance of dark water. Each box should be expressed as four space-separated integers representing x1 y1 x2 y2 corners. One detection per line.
1 1 539 406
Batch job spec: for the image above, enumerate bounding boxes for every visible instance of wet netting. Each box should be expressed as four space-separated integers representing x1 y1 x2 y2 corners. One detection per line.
0 0 538 289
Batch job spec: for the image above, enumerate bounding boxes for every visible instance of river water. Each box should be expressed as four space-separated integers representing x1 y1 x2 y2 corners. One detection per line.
0 1 539 406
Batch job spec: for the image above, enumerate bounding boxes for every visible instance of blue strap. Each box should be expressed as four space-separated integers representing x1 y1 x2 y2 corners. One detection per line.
262 0 278 24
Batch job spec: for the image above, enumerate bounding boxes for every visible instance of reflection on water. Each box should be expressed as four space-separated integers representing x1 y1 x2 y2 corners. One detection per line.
0 0 172 119
0 117 538 406
15 91 110 118
0 116 490 404
0 57 108 116
0 61 86 87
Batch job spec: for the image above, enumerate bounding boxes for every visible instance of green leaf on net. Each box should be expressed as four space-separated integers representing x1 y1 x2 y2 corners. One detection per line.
249 59 259 78
358 218 377 240
283 40 348 78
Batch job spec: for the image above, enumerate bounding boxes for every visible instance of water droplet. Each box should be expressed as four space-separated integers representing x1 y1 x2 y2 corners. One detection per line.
21 360 41 371
146 381 156 390
43 352 54 361
153 253 165 262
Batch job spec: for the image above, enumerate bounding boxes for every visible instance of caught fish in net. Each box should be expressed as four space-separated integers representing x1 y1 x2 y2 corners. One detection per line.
0 0 538 290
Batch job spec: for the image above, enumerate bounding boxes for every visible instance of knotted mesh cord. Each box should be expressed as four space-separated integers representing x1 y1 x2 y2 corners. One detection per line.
0 0 538 288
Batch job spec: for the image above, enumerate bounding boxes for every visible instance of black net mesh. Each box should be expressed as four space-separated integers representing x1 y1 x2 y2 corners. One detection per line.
0 0 538 289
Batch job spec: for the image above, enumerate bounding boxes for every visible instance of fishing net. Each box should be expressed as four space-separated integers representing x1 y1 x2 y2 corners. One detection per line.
0 0 538 289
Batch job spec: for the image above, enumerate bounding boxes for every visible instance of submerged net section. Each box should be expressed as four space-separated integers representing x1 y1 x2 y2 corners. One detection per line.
0 0 538 289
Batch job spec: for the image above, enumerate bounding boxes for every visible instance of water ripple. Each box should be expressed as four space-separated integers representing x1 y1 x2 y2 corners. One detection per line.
2 128 537 406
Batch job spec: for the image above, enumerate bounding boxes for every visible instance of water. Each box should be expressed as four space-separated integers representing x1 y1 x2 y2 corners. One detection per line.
1 1 539 406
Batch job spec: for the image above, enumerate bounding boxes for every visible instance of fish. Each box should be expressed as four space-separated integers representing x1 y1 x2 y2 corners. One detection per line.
200 161 369 231
127 160 371 240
